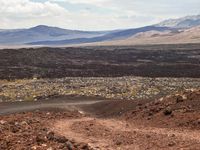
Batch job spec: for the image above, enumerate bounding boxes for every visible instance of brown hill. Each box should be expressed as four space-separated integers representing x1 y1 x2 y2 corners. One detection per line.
88 26 200 46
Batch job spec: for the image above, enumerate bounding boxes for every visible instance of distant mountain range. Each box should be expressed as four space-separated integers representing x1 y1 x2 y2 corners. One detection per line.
92 26 200 46
156 14 200 28
28 26 171 45
0 14 200 46
0 25 111 45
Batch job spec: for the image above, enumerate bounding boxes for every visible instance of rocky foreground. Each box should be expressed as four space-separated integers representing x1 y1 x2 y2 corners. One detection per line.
0 89 200 150
0 110 91 150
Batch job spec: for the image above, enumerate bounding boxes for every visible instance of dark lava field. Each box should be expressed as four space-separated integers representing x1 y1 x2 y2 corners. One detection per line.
0 44 200 79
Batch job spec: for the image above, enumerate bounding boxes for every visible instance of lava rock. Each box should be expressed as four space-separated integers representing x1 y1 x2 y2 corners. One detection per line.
176 95 184 103
163 107 172 116
66 141 74 150
54 135 68 143
36 134 46 144
46 131 55 141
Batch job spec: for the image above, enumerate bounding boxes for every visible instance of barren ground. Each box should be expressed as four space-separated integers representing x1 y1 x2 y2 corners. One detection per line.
0 89 200 150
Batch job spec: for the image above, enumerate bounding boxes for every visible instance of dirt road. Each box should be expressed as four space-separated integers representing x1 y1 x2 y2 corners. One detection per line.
0 97 103 115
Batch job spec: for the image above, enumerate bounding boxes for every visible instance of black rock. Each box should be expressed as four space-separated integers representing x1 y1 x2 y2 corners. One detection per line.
54 135 68 143
163 107 172 115
66 141 74 150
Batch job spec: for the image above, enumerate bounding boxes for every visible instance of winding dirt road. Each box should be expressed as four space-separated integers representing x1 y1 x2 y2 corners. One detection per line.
0 96 104 115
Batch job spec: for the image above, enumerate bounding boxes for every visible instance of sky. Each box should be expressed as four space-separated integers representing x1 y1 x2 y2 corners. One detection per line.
0 0 200 30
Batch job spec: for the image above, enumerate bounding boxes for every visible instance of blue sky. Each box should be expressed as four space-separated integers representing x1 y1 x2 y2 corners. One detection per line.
0 0 199 30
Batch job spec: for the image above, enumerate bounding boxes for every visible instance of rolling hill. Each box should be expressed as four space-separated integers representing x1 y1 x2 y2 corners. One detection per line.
0 14 200 46
0 25 109 45
90 26 200 46
28 26 171 45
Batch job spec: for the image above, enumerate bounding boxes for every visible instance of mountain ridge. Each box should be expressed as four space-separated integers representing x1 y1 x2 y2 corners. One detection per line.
156 14 200 28
0 25 110 45
0 14 200 46
28 26 171 45
90 25 200 46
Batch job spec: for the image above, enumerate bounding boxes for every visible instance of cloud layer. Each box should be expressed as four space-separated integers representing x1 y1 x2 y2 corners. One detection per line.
0 0 200 30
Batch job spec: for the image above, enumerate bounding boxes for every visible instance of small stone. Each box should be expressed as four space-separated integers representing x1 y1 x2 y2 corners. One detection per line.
41 144 47 147
46 131 55 140
36 134 46 143
14 122 19 126
163 106 172 116
10 126 19 133
176 95 184 103
115 141 122 145
196 119 200 124
81 144 90 150
47 147 53 150
46 112 50 115
146 135 151 138
54 135 68 143
0 120 6 125
148 112 153 116
171 134 176 137
66 141 74 150
21 121 28 126
31 146 37 150
147 117 151 120
168 141 176 147
59 144 67 149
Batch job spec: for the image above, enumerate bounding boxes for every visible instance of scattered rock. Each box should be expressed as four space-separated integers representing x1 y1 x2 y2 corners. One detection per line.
46 131 55 140
168 141 176 147
36 134 46 144
54 135 68 143
47 147 53 150
31 146 37 150
176 95 184 103
66 141 74 150
115 141 122 145
0 120 6 125
46 112 51 115
163 107 172 116
148 112 153 116
196 119 200 124
146 135 151 138
10 125 20 133
81 144 90 150
147 117 152 120
21 121 28 126
0 111 91 150
41 143 47 147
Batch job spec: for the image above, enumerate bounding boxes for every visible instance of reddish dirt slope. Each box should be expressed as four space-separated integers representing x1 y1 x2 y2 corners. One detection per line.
123 89 200 130
0 89 200 150
0 110 91 150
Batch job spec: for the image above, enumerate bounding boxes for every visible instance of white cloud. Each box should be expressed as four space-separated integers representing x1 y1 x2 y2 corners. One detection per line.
51 0 108 6
0 0 72 29
0 0 199 30
0 0 68 18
